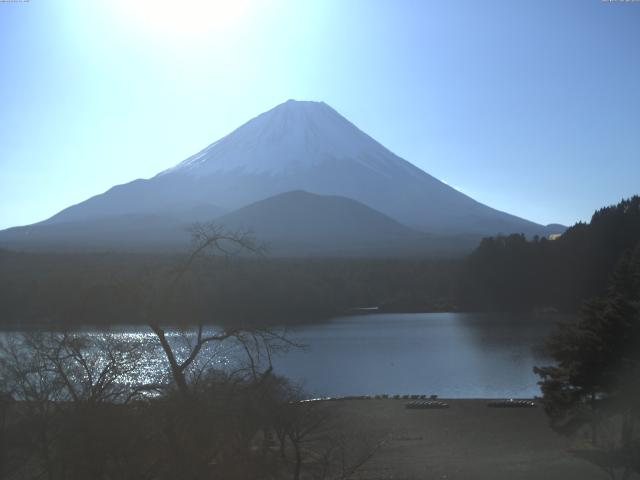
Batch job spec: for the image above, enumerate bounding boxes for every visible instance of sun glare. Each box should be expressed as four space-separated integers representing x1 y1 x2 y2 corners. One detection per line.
110 0 254 40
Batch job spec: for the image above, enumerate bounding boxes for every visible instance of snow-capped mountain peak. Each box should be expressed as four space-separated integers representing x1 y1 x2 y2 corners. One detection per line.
161 99 405 177
23 99 556 240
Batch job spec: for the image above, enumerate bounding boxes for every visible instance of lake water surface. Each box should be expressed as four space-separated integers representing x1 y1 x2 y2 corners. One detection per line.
273 312 560 398
2 312 564 399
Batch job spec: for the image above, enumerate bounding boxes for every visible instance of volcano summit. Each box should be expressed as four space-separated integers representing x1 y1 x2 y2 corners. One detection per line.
0 100 561 254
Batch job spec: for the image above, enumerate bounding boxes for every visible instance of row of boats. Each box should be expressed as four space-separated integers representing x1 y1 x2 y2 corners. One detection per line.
406 399 537 409
298 395 537 408
298 394 438 403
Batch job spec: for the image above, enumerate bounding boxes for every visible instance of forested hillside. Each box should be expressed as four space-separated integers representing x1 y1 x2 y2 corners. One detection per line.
1 197 638 327
0 251 458 327
462 196 640 311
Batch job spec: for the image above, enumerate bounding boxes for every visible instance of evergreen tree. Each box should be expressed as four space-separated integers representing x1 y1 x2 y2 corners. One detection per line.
463 196 640 312
534 243 640 477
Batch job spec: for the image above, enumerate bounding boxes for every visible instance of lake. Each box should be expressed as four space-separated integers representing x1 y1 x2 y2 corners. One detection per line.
1 312 565 399
272 312 560 398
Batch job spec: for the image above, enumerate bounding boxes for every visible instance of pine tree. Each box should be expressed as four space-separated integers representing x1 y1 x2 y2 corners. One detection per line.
534 243 640 477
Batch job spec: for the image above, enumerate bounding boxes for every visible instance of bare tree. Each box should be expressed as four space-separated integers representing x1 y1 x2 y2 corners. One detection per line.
0 331 152 480
270 397 386 480
0 222 382 479
139 224 249 391
135 223 308 478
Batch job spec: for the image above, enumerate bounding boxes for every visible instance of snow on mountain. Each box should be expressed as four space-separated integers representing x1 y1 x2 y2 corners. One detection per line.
3 99 560 247
160 100 420 179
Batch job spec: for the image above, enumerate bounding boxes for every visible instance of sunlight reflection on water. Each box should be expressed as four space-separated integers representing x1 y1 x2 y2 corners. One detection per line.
1 313 565 398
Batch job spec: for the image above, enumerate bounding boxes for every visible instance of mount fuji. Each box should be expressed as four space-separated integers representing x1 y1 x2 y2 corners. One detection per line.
0 100 561 255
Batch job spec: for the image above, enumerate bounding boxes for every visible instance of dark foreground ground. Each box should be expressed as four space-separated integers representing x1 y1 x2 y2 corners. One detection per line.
323 399 624 480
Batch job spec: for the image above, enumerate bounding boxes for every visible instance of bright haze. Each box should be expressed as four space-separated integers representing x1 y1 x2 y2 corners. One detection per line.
1 0 639 231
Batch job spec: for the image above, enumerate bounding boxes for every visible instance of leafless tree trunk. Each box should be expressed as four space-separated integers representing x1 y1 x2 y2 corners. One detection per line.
146 222 270 397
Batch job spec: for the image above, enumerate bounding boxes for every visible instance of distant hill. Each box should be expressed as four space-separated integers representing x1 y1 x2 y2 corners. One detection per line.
0 191 480 256
216 190 477 256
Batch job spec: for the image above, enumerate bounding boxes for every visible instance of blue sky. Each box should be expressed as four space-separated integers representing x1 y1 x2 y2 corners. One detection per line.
1 0 639 229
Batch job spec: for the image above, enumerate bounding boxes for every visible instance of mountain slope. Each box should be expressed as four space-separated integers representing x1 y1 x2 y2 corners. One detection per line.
216 190 426 255
0 191 479 256
0 213 197 252
38 100 558 237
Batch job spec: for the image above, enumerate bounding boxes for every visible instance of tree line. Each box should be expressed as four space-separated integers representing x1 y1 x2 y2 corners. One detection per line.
461 196 640 312
0 249 459 328
1 196 639 328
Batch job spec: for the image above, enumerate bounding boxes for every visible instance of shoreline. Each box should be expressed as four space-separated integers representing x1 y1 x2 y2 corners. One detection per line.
0 309 574 331
298 395 541 402
321 398 608 479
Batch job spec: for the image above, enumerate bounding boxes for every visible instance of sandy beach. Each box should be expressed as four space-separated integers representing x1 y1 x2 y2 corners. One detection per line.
322 399 613 480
